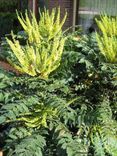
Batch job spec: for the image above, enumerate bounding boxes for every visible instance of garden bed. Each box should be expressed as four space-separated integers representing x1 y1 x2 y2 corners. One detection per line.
0 9 117 156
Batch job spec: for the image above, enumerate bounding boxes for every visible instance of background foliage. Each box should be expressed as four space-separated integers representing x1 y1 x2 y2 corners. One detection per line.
0 0 28 38
0 0 18 11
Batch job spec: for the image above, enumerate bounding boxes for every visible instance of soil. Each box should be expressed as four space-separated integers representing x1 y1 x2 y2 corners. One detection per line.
0 60 20 75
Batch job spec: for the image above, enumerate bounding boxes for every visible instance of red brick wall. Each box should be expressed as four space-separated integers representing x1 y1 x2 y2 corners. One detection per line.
48 0 73 30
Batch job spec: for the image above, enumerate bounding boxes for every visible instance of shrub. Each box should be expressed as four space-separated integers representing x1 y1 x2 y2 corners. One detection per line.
0 0 18 11
96 15 117 63
6 8 67 79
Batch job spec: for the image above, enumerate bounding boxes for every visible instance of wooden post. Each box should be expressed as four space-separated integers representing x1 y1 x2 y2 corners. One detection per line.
73 0 77 31
73 0 79 31
28 0 38 15
0 151 3 156
76 0 79 25
17 0 21 11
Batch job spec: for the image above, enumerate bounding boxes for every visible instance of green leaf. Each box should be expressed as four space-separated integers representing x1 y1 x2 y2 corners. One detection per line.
0 116 6 124
0 92 4 102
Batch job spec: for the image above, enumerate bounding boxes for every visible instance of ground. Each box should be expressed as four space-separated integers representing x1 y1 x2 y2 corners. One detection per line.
0 60 20 75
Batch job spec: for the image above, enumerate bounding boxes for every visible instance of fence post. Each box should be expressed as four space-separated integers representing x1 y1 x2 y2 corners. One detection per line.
0 151 3 156
28 0 38 15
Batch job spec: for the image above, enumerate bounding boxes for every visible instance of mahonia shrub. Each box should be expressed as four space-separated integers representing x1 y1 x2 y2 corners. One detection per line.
6 8 67 79
96 15 117 63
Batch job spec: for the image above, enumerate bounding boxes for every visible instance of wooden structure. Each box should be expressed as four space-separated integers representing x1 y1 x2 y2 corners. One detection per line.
28 0 38 15
0 151 3 156
78 0 117 32
28 0 78 29
1 0 117 32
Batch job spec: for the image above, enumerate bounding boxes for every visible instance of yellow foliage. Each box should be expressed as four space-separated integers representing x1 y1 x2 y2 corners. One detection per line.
96 15 117 36
6 8 67 78
96 15 117 63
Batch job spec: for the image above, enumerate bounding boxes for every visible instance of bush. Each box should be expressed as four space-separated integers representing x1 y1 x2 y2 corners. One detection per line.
0 0 18 12
6 9 67 79
96 15 117 63
0 13 19 37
